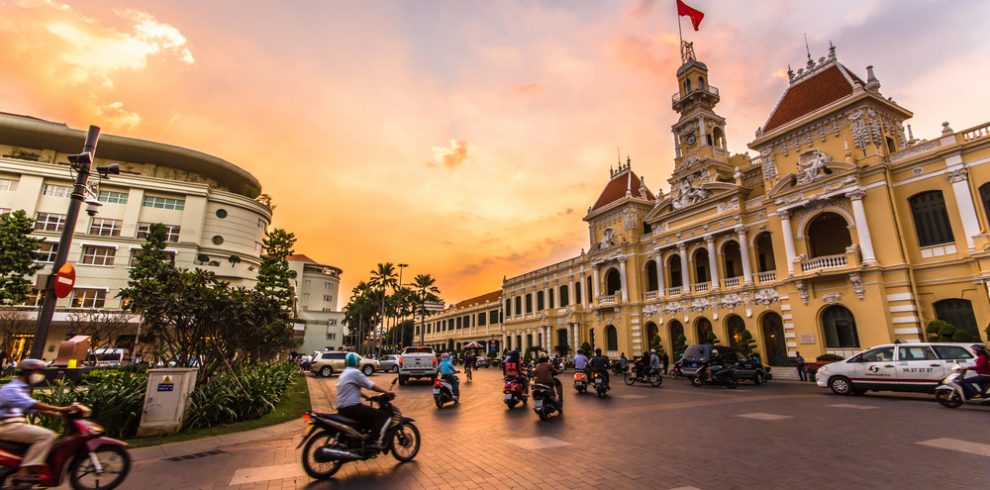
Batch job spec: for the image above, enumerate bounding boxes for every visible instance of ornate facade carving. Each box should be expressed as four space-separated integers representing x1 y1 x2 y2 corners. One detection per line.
848 108 880 149
679 155 703 170
849 273 865 299
719 293 743 310
664 301 683 315
795 149 831 185
672 179 710 210
753 288 778 305
795 280 809 305
822 293 841 305
947 168 969 184
623 207 638 230
643 304 657 316
600 228 615 249
717 197 740 213
690 298 710 312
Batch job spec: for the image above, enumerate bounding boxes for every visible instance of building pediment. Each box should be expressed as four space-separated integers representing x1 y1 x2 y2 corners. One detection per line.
645 181 746 223
767 151 856 198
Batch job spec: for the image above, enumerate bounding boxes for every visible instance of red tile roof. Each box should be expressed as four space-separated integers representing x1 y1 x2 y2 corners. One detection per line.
287 254 317 263
453 290 502 309
763 64 863 133
591 169 655 211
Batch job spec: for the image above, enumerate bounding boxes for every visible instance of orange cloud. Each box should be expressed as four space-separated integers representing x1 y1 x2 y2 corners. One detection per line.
429 139 470 169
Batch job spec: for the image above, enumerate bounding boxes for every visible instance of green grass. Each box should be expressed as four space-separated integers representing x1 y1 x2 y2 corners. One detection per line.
126 374 311 448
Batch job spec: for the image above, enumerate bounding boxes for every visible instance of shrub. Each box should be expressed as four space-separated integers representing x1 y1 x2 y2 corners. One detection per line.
184 361 298 430
32 370 147 439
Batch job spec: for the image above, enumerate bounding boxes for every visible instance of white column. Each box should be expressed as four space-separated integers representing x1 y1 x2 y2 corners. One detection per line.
546 326 552 350
592 267 601 299
568 280 575 306
779 210 797 276
706 237 719 289
618 258 629 301
846 189 877 264
678 244 690 291
544 287 550 310
737 227 753 284
656 250 666 297
948 169 980 251
567 324 573 353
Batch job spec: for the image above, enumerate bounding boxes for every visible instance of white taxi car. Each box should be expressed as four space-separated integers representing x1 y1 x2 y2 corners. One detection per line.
816 343 977 395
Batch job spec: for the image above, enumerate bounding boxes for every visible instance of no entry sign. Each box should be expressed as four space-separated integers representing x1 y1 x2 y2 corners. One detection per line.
54 263 75 298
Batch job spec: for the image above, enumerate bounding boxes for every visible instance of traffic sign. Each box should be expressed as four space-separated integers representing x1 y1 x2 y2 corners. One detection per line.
54 263 76 298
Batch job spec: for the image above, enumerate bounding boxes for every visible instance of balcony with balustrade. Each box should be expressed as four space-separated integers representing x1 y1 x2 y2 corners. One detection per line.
665 286 683 296
756 270 777 284
722 276 743 288
693 282 711 293
671 84 720 111
644 290 659 300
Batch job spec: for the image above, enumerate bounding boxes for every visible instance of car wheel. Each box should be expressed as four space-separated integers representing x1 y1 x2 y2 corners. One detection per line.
392 365 399 373
828 376 854 395
363 365 374 376
320 366 332 378
398 375 407 386
753 371 766 385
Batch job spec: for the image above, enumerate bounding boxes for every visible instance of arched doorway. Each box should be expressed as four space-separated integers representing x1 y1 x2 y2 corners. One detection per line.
645 322 659 350
605 325 618 353
726 315 746 350
934 298 980 341
645 260 659 292
807 212 852 257
668 255 683 288
821 305 859 349
761 313 787 366
695 317 714 344
755 232 776 273
693 248 711 285
605 268 621 296
669 320 685 358
722 241 742 281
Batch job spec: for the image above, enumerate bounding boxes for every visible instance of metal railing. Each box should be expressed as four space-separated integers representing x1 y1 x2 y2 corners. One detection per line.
801 254 848 272
671 85 720 104
756 270 777 283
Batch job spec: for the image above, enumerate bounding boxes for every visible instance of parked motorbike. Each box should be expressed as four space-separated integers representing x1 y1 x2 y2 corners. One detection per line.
573 371 588 394
934 365 990 408
531 382 563 421
592 370 610 398
0 403 131 490
433 376 458 408
690 363 738 389
503 376 529 409
624 367 663 387
299 379 420 480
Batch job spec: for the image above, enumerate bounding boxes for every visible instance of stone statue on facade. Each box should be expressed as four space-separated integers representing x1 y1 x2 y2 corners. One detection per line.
672 179 710 210
795 150 830 185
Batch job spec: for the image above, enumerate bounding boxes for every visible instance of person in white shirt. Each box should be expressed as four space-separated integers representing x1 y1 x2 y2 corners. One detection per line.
336 353 392 449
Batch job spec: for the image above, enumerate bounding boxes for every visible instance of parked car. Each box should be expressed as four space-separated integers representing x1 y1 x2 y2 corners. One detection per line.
815 343 977 395
398 346 437 385
679 345 772 384
476 356 491 368
309 351 379 377
379 355 400 373
86 348 129 367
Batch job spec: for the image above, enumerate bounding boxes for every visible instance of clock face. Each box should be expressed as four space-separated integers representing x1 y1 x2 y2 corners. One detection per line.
685 134 697 146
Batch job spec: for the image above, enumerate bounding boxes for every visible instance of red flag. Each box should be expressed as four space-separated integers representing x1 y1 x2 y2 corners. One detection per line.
677 0 704 31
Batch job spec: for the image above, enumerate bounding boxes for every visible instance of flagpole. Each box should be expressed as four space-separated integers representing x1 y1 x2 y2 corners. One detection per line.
676 1 684 61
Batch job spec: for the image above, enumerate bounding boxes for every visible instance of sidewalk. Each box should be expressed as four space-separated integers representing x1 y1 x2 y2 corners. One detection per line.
130 374 330 462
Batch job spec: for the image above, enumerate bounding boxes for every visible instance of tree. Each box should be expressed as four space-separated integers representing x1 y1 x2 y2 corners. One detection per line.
704 331 720 346
67 311 132 353
673 334 687 359
738 329 757 356
0 210 42 305
368 263 398 355
254 228 296 315
343 281 381 356
649 334 663 355
580 341 592 355
411 273 441 346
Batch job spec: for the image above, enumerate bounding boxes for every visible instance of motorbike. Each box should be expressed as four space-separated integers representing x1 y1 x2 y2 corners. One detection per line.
0 403 131 490
934 365 990 408
531 382 563 421
611 360 628 375
624 366 663 387
433 375 458 408
299 379 421 480
573 371 588 394
592 370 610 398
690 363 738 389
503 376 528 409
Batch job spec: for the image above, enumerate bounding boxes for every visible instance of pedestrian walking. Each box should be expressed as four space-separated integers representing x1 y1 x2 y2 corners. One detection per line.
661 351 669 374
795 351 808 381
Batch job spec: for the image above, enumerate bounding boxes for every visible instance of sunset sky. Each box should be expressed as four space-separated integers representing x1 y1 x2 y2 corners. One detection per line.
3 0 990 304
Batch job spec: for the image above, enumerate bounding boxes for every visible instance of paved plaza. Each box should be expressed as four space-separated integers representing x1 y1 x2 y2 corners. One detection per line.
125 368 990 489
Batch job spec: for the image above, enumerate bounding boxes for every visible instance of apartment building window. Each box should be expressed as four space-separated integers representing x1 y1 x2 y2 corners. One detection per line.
35 242 58 263
560 285 570 307
97 190 128 204
0 178 17 192
303 279 311 288
478 312 487 326
257 218 266 229
504 299 511 317
89 218 122 237
323 295 332 302
43 184 72 198
515 296 522 315
142 195 185 210
19 288 43 307
463 315 471 328
35 213 66 232
325 281 333 289
128 249 175 267
71 288 107 309
909 191 955 247
80 245 116 266
326 332 337 340
980 183 990 226
137 223 181 243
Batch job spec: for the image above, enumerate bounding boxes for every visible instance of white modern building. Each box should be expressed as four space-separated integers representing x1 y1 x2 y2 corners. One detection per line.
289 254 346 354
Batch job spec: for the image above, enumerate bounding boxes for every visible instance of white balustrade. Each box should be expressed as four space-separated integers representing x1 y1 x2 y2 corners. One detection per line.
756 270 777 283
693 282 711 292
723 276 742 288
666 287 683 296
645 290 658 300
599 294 617 305
800 254 848 272
963 123 990 142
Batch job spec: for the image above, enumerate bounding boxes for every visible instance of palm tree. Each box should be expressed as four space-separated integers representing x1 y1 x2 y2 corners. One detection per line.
412 274 441 345
343 281 380 355
368 263 398 356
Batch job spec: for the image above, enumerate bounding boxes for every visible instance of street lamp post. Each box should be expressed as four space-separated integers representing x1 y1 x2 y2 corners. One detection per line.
31 126 117 359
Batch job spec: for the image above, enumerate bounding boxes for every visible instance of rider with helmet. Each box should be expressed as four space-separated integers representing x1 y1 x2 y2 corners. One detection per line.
572 349 589 376
533 352 560 400
589 348 611 389
961 344 990 399
0 359 76 482
336 353 393 449
437 352 460 400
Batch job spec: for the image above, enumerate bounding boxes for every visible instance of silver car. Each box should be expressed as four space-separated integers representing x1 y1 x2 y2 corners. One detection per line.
379 355 400 373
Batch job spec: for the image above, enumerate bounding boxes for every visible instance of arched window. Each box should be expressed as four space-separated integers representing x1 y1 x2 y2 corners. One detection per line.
980 183 990 227
586 276 593 303
712 127 725 149
548 289 555 309
668 255 683 288
669 320 686 357
726 315 746 350
722 241 742 280
575 281 583 304
693 248 711 284
910 191 955 247
646 322 659 345
695 317 714 344
605 268 621 295
645 260 659 292
822 305 859 348
698 76 705 89
684 79 692 93
606 325 619 351
807 212 852 257
755 232 776 273
934 299 980 341
559 285 570 307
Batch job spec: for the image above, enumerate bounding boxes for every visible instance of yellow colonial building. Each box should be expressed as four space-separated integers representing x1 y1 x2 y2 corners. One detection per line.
419 290 503 354
502 42 990 368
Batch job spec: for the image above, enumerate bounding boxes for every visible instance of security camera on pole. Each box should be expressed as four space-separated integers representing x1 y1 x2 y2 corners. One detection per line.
30 125 120 359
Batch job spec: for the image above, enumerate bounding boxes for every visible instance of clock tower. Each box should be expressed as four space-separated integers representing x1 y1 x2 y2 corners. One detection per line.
669 43 733 186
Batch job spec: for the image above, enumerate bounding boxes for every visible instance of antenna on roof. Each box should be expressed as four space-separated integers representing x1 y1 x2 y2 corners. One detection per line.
804 33 814 69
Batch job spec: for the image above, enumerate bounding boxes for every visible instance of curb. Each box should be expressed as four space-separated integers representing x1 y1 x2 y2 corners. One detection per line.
130 419 301 462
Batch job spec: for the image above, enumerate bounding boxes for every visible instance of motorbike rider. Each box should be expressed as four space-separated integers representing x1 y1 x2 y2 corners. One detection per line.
589 348 611 389
704 349 724 381
437 353 460 400
503 349 528 392
532 353 561 401
463 351 476 381
650 349 662 376
572 349 589 376
0 359 77 482
635 352 650 378
618 353 629 373
336 352 393 450
961 344 990 399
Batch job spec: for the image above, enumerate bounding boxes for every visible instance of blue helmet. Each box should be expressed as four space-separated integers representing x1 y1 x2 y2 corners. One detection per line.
345 352 360 368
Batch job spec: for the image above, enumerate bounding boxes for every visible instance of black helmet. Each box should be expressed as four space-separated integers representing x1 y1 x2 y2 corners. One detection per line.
595 348 602 355
577 349 584 355
972 344 988 354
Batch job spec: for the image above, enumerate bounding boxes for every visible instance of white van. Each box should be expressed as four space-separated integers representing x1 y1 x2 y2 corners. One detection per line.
815 343 977 395
87 348 129 367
